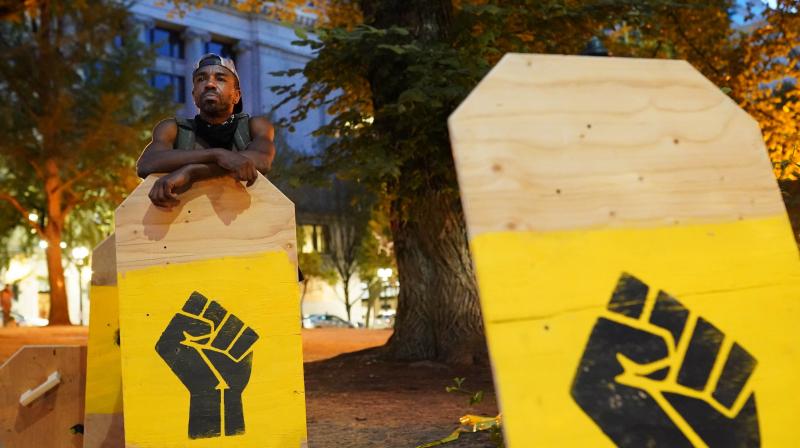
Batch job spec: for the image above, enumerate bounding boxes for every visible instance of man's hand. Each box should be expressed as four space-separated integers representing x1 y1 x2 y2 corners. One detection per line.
215 150 258 186
148 167 193 209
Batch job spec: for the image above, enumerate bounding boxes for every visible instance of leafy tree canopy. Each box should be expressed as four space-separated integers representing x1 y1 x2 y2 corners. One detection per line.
0 0 174 323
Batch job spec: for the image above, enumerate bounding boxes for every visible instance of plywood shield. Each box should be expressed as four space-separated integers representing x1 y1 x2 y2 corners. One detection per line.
84 234 125 447
115 174 306 448
0 345 86 447
449 54 800 447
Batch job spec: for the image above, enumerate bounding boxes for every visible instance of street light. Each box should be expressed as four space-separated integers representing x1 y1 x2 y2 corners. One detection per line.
71 246 90 325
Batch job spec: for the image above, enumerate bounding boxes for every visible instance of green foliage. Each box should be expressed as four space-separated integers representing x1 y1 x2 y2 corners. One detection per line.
445 377 485 406
0 0 174 314
271 0 740 213
355 203 395 284
296 225 337 284
268 0 748 359
271 22 484 200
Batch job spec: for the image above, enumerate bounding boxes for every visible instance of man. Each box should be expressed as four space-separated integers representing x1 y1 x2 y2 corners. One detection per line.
137 53 276 207
1 284 13 326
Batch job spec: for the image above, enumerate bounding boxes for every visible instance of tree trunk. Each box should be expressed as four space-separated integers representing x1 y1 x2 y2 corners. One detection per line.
386 190 486 365
300 279 309 314
45 237 70 325
364 281 381 329
359 0 485 363
342 274 352 322
44 159 71 326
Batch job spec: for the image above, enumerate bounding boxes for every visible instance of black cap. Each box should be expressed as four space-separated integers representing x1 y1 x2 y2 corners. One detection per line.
194 53 243 114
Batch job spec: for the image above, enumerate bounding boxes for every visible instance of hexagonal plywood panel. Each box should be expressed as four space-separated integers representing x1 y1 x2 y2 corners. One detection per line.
450 54 800 447
114 175 306 447
84 234 124 448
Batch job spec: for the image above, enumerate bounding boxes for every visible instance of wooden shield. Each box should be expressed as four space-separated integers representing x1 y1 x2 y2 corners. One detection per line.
115 175 306 447
449 54 800 447
0 346 86 447
84 234 125 447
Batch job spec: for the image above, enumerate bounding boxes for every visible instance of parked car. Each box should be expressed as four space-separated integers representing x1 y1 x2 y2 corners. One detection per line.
372 310 395 329
302 314 355 329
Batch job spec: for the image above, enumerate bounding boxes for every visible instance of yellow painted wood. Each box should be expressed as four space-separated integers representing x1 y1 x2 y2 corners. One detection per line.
115 174 306 447
117 252 306 448
471 218 800 447
449 54 800 447
84 234 125 448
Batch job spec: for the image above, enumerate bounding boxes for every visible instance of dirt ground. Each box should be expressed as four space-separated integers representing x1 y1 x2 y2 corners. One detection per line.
0 326 499 448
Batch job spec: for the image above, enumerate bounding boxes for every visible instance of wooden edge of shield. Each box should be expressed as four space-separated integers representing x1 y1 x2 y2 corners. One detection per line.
91 234 117 287
114 173 297 274
84 232 124 448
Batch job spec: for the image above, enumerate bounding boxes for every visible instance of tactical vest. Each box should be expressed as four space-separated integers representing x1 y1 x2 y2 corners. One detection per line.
173 113 251 151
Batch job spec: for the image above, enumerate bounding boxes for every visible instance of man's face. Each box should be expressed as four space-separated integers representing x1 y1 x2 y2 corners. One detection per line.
191 65 241 118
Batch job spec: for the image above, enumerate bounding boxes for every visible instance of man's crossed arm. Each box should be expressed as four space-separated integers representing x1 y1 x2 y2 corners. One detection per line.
136 116 276 208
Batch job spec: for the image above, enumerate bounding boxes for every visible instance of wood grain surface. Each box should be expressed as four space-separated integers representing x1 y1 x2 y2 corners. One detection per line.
91 235 117 287
449 54 784 236
449 54 800 447
115 174 297 274
0 345 86 448
115 174 306 448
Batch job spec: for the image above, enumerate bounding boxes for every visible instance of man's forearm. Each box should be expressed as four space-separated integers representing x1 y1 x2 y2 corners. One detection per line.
185 163 231 183
241 138 275 174
137 148 222 178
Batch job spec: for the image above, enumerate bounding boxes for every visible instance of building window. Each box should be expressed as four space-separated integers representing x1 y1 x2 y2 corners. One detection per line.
149 27 184 59
300 224 328 254
150 72 186 104
205 41 235 61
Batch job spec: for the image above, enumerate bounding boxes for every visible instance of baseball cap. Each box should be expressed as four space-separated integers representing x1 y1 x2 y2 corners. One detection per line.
194 53 243 114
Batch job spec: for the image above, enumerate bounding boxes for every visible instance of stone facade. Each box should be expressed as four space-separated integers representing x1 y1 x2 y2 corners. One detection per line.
130 0 327 154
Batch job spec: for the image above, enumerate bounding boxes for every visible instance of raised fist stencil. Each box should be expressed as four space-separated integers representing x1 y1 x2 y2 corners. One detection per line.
156 291 259 439
571 273 759 447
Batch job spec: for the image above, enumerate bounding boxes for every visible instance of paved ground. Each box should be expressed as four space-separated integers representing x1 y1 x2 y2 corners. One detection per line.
0 325 88 363
0 326 499 447
302 327 392 362
0 326 393 364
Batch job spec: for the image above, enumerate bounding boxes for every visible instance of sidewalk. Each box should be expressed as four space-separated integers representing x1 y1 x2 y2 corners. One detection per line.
0 326 499 447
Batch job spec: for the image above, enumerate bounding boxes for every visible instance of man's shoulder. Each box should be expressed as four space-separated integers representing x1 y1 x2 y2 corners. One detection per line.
247 115 275 136
152 118 179 142
155 117 180 127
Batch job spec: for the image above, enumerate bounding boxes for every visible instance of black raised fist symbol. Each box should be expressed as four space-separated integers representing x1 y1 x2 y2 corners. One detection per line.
155 291 259 439
571 273 759 447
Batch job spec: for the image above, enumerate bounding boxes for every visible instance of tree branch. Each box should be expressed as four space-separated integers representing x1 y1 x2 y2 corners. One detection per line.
56 168 93 195
0 192 45 237
29 160 43 179
667 9 724 79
